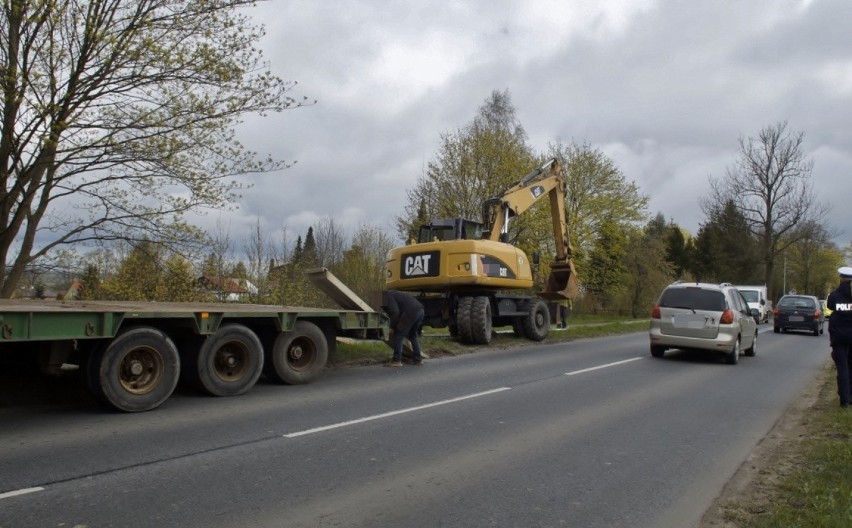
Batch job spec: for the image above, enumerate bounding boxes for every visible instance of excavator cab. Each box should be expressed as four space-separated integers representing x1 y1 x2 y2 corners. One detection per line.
417 218 484 243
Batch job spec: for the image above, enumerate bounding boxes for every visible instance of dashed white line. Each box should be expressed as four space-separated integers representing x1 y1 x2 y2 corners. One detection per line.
0 487 44 500
284 387 512 438
3 358 643 498
565 357 645 376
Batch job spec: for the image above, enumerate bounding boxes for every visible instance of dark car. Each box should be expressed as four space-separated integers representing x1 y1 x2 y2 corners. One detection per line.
773 294 824 336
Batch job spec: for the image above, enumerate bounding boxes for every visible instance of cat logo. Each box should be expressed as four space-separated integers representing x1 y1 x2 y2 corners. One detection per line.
530 185 545 199
401 251 440 278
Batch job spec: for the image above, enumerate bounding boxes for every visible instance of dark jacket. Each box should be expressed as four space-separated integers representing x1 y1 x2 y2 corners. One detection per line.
828 280 852 345
383 290 424 330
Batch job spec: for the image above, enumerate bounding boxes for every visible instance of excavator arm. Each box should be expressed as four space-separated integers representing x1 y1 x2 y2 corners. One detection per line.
482 158 578 300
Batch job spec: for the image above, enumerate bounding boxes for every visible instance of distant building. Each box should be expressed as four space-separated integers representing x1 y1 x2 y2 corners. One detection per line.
197 275 258 302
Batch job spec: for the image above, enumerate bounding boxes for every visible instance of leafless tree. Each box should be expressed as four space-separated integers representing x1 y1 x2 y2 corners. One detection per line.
703 122 829 299
313 216 346 268
243 218 284 303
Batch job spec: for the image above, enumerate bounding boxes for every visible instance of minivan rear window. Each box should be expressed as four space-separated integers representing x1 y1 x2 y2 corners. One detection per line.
659 287 726 311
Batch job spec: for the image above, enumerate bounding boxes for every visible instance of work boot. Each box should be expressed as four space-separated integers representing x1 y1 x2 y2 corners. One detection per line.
386 359 403 367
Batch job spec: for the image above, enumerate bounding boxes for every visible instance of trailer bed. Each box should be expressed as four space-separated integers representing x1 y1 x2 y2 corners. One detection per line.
0 270 389 412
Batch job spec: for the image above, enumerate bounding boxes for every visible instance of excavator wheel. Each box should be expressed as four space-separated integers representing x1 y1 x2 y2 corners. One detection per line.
456 296 474 344
522 299 550 341
470 296 493 344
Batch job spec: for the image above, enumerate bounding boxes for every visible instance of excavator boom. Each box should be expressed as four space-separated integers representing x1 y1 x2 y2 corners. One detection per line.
482 158 577 300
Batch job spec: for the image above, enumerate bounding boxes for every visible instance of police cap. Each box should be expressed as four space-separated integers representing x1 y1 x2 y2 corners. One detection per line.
839 266 852 279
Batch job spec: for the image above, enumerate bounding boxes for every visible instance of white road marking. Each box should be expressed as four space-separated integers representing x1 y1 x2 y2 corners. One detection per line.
286 357 646 438
0 487 44 500
3 358 644 498
565 357 644 376
284 387 512 438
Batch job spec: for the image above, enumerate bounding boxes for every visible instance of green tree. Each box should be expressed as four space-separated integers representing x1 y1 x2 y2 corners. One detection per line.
156 254 200 302
0 0 310 297
79 264 103 300
692 200 759 283
584 216 629 312
783 222 841 298
397 90 535 243
101 240 163 301
331 223 395 309
704 122 829 300
620 221 675 318
302 227 318 269
546 140 648 293
665 222 695 280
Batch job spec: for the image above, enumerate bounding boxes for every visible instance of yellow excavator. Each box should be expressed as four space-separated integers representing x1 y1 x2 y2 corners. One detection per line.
385 158 579 344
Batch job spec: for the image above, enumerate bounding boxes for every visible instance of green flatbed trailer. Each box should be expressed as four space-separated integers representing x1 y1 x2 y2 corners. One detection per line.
0 274 389 412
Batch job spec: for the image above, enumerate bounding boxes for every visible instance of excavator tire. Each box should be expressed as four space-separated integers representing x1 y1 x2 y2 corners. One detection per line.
456 296 474 344
522 299 550 341
511 319 525 337
470 296 493 344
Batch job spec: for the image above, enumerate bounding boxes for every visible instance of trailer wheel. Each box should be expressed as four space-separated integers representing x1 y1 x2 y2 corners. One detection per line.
522 299 550 341
87 327 180 412
194 324 264 397
470 296 493 344
266 321 328 384
456 296 474 344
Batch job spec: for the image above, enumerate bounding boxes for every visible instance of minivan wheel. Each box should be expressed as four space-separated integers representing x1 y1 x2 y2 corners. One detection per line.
725 339 740 365
744 332 757 357
650 345 665 358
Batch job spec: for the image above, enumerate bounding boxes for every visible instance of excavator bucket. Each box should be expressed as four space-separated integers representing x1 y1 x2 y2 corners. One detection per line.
540 260 579 301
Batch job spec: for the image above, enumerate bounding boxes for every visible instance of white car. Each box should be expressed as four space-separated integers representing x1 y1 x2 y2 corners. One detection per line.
735 285 771 324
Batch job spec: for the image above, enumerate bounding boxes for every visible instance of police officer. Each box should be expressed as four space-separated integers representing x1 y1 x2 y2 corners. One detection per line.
383 290 425 367
827 266 852 407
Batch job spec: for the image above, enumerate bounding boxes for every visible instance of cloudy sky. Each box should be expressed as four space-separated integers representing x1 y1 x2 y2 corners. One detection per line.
222 0 852 250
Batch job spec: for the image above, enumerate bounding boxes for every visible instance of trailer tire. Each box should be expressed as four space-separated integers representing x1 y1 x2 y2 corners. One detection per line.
266 321 328 385
470 296 493 344
194 324 264 397
456 296 474 344
87 327 180 413
522 299 550 341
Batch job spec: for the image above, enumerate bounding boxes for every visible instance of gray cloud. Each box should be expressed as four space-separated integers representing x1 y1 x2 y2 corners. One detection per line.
224 0 852 249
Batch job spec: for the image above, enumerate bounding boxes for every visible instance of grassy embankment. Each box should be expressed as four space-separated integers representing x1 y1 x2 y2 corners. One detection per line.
331 313 649 365
718 366 852 527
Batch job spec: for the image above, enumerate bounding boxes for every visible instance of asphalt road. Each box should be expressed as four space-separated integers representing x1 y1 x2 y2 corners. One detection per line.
0 325 830 528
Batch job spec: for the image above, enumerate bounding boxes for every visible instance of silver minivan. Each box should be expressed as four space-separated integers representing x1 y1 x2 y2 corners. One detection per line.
649 282 759 365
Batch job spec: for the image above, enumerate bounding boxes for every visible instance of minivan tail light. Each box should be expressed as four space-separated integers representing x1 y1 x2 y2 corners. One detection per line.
652 305 661 319
719 309 734 324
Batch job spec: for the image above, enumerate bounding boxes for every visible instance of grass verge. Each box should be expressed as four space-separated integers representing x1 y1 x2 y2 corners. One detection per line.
717 365 852 527
330 314 649 366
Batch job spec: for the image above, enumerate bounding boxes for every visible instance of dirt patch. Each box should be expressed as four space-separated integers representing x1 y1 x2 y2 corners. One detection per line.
698 363 830 527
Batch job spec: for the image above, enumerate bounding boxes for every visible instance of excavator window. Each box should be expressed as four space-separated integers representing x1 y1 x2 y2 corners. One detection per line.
417 219 484 243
